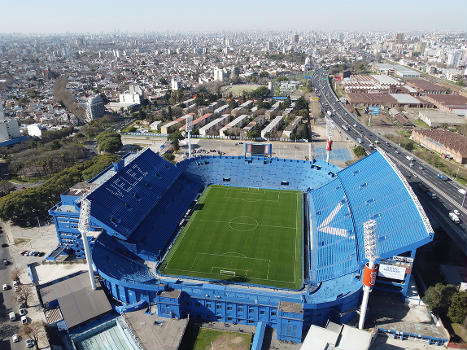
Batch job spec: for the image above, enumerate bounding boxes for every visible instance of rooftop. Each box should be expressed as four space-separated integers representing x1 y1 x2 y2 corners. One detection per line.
406 79 448 92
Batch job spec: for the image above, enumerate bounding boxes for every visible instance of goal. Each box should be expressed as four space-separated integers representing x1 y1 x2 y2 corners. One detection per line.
220 270 236 276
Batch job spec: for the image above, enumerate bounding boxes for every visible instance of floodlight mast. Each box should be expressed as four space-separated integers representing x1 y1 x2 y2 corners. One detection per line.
325 116 334 163
359 219 378 330
78 198 97 290
186 116 193 159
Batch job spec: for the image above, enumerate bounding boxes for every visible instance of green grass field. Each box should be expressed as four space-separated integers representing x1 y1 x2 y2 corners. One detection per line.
160 185 303 289
227 84 261 97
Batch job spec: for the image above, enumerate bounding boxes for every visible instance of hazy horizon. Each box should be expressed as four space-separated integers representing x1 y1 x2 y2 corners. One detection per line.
0 0 466 34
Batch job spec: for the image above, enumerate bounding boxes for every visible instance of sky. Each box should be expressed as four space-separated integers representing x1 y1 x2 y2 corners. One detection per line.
0 0 465 33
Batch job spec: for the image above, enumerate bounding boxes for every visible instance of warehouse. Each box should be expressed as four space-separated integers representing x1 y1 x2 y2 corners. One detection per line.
418 110 466 127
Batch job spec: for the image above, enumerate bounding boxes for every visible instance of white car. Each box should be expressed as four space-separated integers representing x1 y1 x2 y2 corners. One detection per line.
12 334 19 343
26 339 35 348
19 308 26 316
21 315 28 324
2 283 8 290
453 209 460 216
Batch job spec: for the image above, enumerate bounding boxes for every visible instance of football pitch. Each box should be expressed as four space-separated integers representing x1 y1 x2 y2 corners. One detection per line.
160 185 303 289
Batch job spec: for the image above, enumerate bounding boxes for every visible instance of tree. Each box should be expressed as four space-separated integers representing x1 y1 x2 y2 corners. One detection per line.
163 152 175 162
249 86 270 99
19 321 46 350
422 283 457 315
353 146 367 158
16 285 34 308
448 290 467 324
10 267 22 283
294 96 308 112
228 99 237 110
168 131 183 151
96 131 122 154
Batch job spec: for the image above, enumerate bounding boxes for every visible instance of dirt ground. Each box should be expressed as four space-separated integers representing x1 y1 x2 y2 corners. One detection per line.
211 333 250 350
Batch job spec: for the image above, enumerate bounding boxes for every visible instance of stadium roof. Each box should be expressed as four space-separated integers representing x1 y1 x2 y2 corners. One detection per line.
86 148 182 240
310 150 433 283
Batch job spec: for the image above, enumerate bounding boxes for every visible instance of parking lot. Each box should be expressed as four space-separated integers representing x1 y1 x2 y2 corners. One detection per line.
0 221 56 350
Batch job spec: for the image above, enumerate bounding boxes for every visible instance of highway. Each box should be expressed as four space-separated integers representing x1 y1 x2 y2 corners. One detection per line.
311 68 467 253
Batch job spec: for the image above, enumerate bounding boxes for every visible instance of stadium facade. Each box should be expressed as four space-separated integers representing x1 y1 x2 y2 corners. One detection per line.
49 148 433 342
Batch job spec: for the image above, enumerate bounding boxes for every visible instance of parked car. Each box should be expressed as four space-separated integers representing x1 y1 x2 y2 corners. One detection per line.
26 339 35 348
9 312 16 321
12 334 19 343
454 209 460 216
2 258 9 265
3 283 9 290
21 250 29 256
1 243 8 247
19 308 26 316
13 280 19 289
21 316 28 324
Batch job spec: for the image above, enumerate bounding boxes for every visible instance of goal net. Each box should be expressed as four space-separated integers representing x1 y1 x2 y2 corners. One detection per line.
220 270 236 276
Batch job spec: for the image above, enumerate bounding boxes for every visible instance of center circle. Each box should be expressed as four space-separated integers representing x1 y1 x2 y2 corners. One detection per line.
228 216 259 231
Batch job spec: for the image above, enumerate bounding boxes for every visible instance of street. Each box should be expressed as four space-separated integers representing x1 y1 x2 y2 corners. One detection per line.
311 68 467 254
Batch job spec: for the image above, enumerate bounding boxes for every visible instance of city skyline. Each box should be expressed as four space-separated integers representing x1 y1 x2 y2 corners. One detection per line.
0 0 466 34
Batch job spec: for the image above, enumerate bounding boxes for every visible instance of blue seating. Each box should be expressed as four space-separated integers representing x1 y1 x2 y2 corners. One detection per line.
87 149 183 240
88 149 432 289
128 174 202 260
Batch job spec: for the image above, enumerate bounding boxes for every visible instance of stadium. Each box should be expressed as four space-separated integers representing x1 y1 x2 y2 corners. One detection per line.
49 145 433 342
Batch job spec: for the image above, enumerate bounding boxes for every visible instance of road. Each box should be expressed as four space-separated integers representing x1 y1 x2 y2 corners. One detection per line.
0 232 22 350
311 68 467 253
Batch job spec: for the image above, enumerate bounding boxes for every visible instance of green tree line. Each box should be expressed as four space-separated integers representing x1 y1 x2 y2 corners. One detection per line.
0 154 119 226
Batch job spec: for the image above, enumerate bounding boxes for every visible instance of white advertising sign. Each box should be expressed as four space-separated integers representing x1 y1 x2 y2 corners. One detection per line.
378 264 406 281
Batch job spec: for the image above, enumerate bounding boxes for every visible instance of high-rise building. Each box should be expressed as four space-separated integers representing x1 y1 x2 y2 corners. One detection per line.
447 50 463 68
292 34 299 43
214 67 229 82
86 95 105 122
394 33 404 44
171 76 181 91
266 41 273 51
0 104 21 142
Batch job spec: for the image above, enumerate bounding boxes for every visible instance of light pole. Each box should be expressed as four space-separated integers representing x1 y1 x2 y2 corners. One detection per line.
459 188 466 207
359 219 379 330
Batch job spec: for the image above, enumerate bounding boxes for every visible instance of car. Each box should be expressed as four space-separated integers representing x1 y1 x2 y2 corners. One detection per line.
21 250 29 256
419 166 424 170
9 312 16 321
13 280 19 288
26 339 35 348
19 308 26 316
2 258 9 265
21 316 28 324
3 283 9 290
438 173 448 181
395 150 399 154
454 209 460 216
12 334 19 343
1 243 8 247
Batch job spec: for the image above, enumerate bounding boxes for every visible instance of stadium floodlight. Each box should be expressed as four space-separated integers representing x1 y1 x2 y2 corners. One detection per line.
78 198 97 290
359 219 378 330
325 117 335 163
186 116 193 159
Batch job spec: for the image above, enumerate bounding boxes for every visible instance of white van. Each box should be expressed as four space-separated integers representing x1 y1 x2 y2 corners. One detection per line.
9 312 16 321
